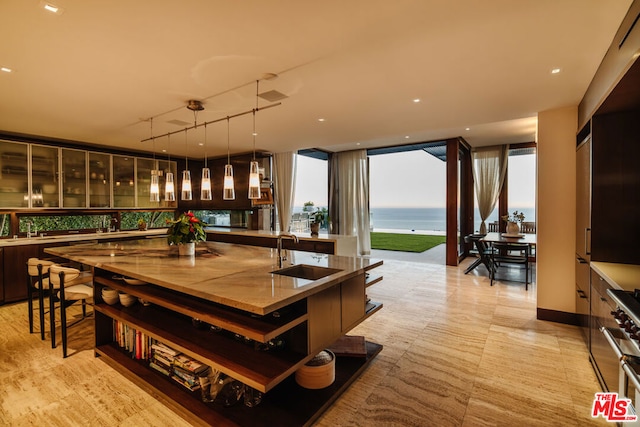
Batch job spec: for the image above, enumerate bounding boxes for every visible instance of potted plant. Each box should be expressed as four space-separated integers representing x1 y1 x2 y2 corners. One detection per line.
309 208 327 236
137 218 147 231
166 211 207 256
501 210 525 235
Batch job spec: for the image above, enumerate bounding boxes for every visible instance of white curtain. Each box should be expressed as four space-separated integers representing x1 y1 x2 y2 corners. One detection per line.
329 150 371 255
472 145 509 234
273 152 297 232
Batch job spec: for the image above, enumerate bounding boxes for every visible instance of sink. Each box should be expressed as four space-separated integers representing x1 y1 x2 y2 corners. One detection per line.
272 264 342 281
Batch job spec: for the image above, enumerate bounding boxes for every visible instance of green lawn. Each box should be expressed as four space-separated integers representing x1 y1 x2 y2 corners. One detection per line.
370 232 446 253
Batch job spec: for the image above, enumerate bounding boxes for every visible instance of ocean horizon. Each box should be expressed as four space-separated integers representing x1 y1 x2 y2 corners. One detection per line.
294 206 535 233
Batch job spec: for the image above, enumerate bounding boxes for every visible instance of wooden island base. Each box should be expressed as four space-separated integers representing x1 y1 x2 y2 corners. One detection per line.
97 341 383 427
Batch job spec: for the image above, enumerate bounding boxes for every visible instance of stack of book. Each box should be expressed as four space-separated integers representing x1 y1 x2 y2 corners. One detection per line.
149 342 178 377
113 320 212 392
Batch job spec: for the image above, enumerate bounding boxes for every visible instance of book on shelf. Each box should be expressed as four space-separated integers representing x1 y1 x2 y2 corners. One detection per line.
173 366 199 387
151 342 180 357
173 353 208 374
327 335 367 358
171 374 201 391
149 361 171 377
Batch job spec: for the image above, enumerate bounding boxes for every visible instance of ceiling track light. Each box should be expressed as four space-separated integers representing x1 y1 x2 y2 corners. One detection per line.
149 117 160 202
248 80 261 200
181 128 192 201
201 122 212 201
223 117 236 200
140 103 281 143
165 133 176 202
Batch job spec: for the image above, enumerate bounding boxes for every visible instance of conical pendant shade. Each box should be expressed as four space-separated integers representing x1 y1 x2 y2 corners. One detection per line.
223 164 235 200
181 170 192 201
248 160 261 199
165 172 176 202
150 170 160 202
201 167 212 200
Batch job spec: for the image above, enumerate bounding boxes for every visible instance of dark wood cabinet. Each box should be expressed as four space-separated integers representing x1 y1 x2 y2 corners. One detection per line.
2 244 40 302
590 110 640 264
0 248 4 303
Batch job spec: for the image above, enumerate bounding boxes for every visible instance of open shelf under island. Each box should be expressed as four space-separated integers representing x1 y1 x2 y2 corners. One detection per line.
46 238 383 427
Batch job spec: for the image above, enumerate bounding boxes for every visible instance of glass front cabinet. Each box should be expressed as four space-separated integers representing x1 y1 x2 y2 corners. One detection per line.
0 139 175 209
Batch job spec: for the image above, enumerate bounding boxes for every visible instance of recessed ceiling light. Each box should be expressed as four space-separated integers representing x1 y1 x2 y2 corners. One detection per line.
40 2 64 14
404 136 410 139
317 118 325 122
465 127 470 131
1 67 12 73
356 142 361 146
162 149 166 153
413 98 421 103
198 143 203 146
551 68 561 74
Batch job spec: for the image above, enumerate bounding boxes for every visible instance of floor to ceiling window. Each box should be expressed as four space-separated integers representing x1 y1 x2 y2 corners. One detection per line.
507 147 536 226
292 152 328 232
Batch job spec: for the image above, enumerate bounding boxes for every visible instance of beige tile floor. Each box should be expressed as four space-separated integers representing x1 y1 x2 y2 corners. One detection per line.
0 255 606 426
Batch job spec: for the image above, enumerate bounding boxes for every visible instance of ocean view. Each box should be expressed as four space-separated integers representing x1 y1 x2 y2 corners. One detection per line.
294 206 535 234
370 207 535 233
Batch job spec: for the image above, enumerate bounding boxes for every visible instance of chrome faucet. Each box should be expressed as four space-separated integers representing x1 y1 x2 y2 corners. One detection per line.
277 232 299 268
26 220 33 238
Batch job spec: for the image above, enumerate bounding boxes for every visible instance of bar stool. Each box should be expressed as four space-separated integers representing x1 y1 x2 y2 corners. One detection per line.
25 258 55 340
49 264 93 358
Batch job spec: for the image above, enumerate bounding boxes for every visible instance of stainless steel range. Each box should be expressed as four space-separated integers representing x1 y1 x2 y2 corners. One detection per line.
601 288 640 425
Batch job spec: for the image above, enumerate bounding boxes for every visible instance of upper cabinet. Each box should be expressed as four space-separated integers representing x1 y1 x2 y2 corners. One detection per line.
0 139 176 210
62 148 88 208
89 152 111 208
113 155 136 208
32 144 59 208
0 141 28 208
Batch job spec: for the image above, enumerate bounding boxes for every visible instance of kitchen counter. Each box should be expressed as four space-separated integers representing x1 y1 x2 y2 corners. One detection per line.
0 228 167 247
591 262 640 292
45 238 381 315
206 227 358 256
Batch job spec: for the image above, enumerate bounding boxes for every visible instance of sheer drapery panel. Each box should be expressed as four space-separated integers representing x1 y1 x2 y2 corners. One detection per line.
329 150 371 255
472 145 508 234
273 152 297 232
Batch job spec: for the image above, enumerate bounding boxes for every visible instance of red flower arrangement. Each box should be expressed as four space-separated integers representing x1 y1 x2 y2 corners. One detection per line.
166 211 207 245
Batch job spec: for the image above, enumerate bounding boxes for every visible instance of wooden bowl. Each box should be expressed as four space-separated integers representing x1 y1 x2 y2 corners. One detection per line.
295 350 335 389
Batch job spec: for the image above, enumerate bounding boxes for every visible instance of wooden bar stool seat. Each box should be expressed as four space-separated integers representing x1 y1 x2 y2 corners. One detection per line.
49 264 93 358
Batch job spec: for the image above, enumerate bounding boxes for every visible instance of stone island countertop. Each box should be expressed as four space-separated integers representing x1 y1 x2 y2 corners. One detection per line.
205 227 358 256
45 238 382 315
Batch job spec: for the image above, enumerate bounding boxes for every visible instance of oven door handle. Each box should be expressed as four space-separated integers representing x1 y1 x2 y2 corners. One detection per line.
601 326 640 391
601 326 625 359
621 359 640 392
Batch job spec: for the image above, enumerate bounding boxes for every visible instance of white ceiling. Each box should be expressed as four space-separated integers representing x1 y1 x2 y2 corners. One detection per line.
0 0 632 160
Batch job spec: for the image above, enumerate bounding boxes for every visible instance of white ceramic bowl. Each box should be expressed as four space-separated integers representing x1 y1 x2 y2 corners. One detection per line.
101 288 118 297
124 278 146 285
119 292 137 307
103 295 119 305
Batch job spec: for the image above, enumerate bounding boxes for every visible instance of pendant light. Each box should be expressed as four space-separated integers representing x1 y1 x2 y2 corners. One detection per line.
248 80 261 199
181 128 192 201
201 122 212 200
165 133 176 202
149 117 160 202
223 117 235 200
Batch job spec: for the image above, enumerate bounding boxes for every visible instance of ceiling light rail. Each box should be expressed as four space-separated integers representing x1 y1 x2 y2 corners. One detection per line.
140 102 282 144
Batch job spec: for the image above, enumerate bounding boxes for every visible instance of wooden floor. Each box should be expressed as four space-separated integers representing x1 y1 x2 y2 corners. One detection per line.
0 258 606 426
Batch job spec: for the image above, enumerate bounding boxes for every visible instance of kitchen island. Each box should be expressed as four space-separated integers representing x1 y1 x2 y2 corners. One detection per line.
45 238 383 427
